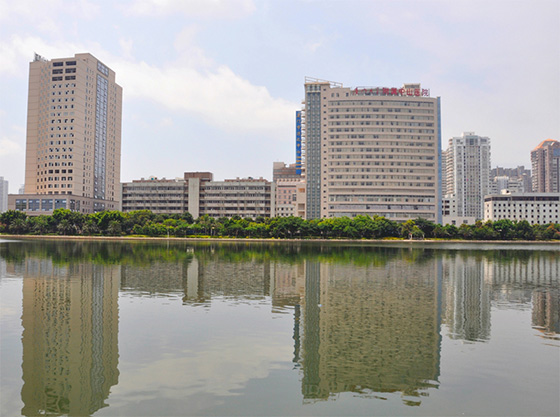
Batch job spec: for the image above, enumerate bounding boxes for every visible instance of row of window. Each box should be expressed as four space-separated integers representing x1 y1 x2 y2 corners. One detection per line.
328 181 435 187
52 76 76 81
52 68 76 74
52 61 76 67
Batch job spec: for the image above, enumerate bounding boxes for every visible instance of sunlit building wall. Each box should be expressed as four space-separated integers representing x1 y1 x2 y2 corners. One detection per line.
0 176 8 212
19 260 120 416
531 139 560 193
299 257 442 403
442 255 491 342
302 78 441 222
484 192 560 224
9 53 122 214
443 132 491 220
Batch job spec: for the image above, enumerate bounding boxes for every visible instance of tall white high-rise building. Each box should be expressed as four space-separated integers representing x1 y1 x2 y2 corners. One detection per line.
302 78 441 222
9 53 122 214
443 132 491 219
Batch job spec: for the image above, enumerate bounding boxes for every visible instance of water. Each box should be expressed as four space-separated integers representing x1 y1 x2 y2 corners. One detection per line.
0 239 558 416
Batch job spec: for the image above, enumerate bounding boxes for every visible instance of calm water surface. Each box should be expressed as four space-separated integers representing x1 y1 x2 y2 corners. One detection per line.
0 239 558 416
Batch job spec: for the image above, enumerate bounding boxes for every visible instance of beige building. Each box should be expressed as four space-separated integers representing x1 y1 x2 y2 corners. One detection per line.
17 259 120 416
272 161 301 181
121 176 187 214
9 53 122 214
275 178 305 217
201 177 275 219
121 172 275 219
484 192 560 225
302 78 441 222
531 139 560 193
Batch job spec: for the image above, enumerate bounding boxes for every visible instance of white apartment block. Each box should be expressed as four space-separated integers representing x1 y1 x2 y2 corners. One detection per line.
442 195 477 225
443 132 491 220
303 78 441 222
9 53 122 214
490 176 525 195
484 193 560 225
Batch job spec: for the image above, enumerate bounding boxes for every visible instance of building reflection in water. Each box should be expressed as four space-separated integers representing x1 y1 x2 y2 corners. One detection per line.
294 257 443 405
41 242 554 410
119 246 558 405
483 254 559 338
442 256 491 342
14 259 120 416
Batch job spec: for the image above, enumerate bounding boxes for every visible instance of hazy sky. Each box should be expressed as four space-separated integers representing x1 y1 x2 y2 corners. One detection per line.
1 0 559 193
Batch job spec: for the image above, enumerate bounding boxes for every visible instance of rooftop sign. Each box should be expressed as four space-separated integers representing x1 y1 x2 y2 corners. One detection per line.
353 87 430 97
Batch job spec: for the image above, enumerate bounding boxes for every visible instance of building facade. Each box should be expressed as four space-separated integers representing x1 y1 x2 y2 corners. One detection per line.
121 177 187 214
491 166 531 193
273 162 301 182
531 139 560 193
201 177 275 219
443 132 491 220
0 176 8 213
490 176 525 195
121 172 275 219
302 78 441 222
441 195 477 226
9 53 122 214
484 192 560 225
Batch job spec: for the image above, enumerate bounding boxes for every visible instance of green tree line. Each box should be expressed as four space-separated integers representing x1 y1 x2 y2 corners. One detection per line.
1 209 559 240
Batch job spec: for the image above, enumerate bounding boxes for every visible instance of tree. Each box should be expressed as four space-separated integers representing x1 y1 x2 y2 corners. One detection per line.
107 220 122 236
9 218 28 234
371 216 399 238
57 219 76 235
400 220 416 239
28 215 50 235
413 218 436 238
352 215 376 238
514 220 535 240
492 219 515 240
1 210 27 230
181 212 194 224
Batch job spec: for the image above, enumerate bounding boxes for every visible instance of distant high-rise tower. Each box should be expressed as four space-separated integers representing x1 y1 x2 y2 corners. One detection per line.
531 139 560 193
10 53 122 214
302 78 441 222
443 132 491 219
0 176 8 212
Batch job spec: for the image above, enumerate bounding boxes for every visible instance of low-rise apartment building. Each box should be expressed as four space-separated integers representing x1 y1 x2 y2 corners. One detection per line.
121 177 187 214
201 178 275 219
484 192 560 225
121 172 275 219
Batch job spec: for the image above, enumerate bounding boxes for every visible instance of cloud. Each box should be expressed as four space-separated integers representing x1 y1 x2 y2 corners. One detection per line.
124 0 256 19
0 33 297 144
0 138 22 157
0 0 99 24
0 35 97 77
116 59 296 137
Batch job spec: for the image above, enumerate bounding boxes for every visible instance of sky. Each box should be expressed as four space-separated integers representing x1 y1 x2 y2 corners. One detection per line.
0 0 559 193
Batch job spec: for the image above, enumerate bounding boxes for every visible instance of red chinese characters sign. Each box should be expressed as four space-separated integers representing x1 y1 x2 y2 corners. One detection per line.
353 87 430 97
